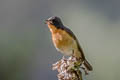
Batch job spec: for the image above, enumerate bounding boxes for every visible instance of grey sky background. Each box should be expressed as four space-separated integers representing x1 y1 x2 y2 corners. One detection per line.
0 0 120 80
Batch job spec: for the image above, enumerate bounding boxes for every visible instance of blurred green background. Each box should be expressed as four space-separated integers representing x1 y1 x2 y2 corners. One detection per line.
0 0 120 80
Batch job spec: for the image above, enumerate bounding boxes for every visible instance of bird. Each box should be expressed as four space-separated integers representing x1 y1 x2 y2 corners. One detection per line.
45 16 93 72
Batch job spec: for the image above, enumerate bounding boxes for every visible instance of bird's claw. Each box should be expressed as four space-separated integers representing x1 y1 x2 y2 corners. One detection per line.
67 62 81 72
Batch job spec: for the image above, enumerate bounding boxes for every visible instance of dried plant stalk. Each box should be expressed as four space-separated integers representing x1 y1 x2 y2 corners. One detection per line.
52 56 83 80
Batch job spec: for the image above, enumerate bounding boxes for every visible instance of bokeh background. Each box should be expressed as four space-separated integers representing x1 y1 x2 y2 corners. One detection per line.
0 0 120 80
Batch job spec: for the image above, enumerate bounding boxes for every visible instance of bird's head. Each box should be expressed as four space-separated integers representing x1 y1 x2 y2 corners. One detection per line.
45 16 64 29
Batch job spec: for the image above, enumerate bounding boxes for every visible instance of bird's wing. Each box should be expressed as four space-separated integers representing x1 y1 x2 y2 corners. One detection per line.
63 26 85 60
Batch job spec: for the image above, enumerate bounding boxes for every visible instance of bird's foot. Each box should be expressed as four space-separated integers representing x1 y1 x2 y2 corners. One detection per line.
67 61 81 72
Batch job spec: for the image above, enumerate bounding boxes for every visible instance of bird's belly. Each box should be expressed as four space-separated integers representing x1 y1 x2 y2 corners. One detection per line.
52 32 77 56
56 44 73 56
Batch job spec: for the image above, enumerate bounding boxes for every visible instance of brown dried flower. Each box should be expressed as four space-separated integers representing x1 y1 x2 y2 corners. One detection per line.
52 57 83 80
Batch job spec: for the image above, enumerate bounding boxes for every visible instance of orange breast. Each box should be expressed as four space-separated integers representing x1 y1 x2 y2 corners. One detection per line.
48 24 78 56
52 29 78 56
52 30 71 47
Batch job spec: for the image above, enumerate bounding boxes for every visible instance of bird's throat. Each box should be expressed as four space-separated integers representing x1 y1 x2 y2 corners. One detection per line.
48 24 57 33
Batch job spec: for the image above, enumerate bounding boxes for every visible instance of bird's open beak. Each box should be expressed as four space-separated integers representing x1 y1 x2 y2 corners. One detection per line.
45 20 53 25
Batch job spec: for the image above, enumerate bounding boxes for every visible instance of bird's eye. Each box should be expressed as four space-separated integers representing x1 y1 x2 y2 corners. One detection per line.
53 19 58 23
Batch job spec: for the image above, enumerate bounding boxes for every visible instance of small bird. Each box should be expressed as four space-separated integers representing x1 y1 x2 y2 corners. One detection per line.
45 16 93 72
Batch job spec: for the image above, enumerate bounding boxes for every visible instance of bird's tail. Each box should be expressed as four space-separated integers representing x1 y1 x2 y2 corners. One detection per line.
83 59 93 71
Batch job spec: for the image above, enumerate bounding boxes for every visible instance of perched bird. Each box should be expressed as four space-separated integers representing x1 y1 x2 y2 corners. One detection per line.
45 16 93 72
